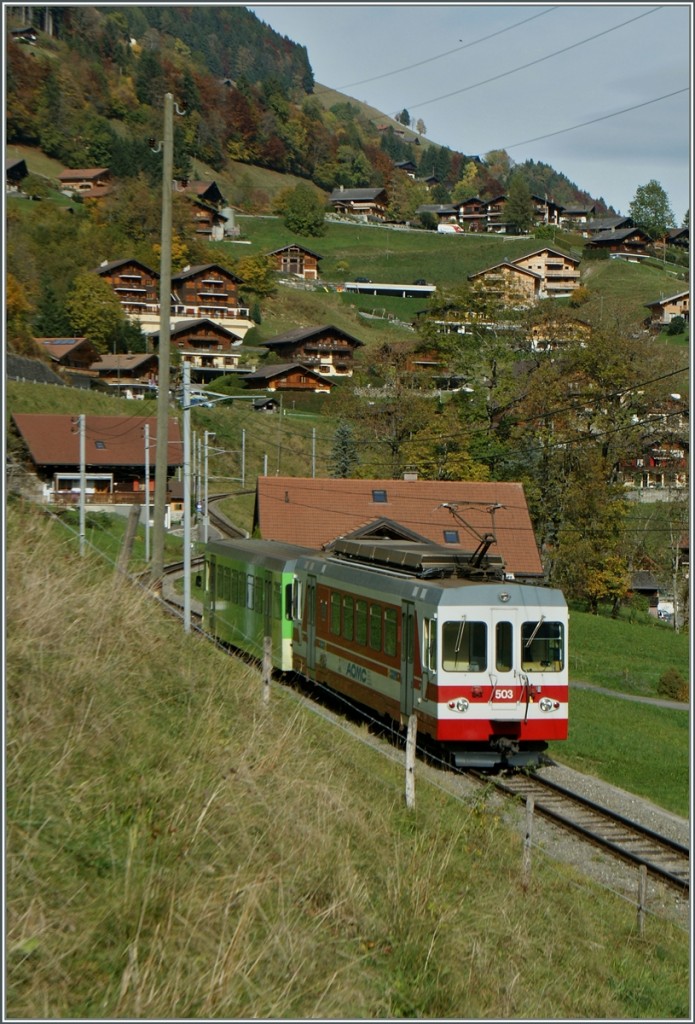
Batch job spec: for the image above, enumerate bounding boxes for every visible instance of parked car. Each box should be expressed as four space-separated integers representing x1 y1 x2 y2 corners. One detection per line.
354 276 371 283
413 278 427 285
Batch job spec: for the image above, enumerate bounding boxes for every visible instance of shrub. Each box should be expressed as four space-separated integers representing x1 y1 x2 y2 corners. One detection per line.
657 667 689 702
667 315 686 336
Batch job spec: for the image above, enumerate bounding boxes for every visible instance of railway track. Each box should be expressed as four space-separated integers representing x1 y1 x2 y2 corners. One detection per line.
480 769 690 894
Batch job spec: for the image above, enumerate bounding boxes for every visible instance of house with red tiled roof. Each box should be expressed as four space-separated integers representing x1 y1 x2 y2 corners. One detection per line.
11 413 182 508
253 477 543 578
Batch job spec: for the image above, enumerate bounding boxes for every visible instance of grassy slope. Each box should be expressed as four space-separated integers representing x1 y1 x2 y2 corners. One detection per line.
5 502 689 1019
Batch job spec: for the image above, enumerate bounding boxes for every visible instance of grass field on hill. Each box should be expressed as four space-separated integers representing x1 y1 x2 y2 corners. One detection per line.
5 502 689 1019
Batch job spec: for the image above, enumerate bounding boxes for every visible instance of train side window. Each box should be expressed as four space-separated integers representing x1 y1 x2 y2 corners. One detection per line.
254 577 264 614
342 595 354 640
330 592 341 635
442 619 487 672
384 608 397 657
369 603 382 651
521 620 564 671
273 582 282 620
246 574 254 610
423 618 436 671
495 621 513 672
356 599 368 646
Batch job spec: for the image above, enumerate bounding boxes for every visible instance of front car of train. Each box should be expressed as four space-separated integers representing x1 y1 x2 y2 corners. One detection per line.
424 580 569 768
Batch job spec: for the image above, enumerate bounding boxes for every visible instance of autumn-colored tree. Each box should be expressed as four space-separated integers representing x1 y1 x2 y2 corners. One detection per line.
6 273 38 356
402 404 490 482
233 254 276 297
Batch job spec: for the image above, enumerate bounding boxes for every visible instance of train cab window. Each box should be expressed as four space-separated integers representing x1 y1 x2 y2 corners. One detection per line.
442 619 487 672
369 604 382 651
521 620 564 672
384 608 397 657
423 618 437 671
342 595 354 640
495 621 513 672
356 599 368 646
330 592 341 635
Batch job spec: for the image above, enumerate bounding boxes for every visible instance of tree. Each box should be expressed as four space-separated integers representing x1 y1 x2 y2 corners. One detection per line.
329 421 360 478
628 179 675 240
234 254 276 297
505 173 534 234
396 108 411 126
281 182 326 237
415 118 426 136
64 273 125 353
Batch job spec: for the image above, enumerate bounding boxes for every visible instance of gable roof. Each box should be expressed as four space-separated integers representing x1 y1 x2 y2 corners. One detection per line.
468 261 541 282
253 477 543 576
261 324 365 349
150 318 242 342
328 187 387 202
58 167 109 181
38 337 95 361
266 244 323 260
586 227 652 244
512 247 580 266
93 257 158 277
12 414 182 469
171 263 243 284
91 353 158 372
644 290 689 309
242 363 335 387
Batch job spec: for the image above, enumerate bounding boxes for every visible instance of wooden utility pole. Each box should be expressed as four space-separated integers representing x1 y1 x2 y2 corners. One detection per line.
151 92 174 587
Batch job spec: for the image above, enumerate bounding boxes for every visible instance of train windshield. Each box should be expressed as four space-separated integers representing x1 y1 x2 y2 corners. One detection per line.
521 619 564 672
442 619 487 672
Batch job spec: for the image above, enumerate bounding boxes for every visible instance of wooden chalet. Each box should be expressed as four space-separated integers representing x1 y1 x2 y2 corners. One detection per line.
93 258 160 317
252 477 544 578
267 244 323 281
584 226 652 257
89 352 159 388
530 195 563 226
6 157 28 191
644 290 689 330
666 226 689 251
38 337 101 372
415 203 458 224
453 196 487 231
150 318 246 382
190 199 228 240
468 261 542 306
394 160 417 178
259 325 364 377
242 363 334 394
175 179 226 206
11 413 182 507
328 187 388 220
483 195 509 232
171 263 247 324
58 167 112 199
511 247 581 298
559 205 596 227
582 215 633 237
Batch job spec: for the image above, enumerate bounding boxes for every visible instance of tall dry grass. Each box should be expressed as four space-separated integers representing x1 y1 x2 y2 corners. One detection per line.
5 499 690 1019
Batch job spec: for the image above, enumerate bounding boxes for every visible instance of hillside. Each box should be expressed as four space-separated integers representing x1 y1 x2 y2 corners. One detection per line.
5 499 689 1019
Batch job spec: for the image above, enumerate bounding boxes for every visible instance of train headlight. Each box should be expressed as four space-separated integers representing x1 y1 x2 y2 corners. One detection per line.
539 697 556 712
448 698 470 713
498 591 511 603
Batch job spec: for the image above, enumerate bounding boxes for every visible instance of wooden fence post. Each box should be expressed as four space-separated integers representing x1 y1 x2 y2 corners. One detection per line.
522 796 534 890
404 713 417 809
637 864 648 936
262 635 272 705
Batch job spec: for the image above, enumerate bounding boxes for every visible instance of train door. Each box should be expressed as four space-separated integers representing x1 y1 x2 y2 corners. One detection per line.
207 555 216 633
489 611 521 707
400 601 416 717
263 572 273 639
306 574 317 677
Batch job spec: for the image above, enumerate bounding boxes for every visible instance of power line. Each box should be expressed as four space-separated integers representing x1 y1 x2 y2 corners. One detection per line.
503 88 689 150
402 6 663 113
329 6 560 92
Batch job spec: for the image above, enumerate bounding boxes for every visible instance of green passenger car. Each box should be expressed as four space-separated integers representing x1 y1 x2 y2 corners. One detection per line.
203 539 312 671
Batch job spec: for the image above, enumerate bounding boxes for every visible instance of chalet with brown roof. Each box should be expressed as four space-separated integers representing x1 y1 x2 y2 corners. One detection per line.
666 226 689 251
483 195 509 232
559 205 596 227
90 352 159 388
190 199 228 240
267 244 323 281
511 247 581 298
582 215 633 237
175 179 226 206
242 364 334 394
468 261 541 306
328 187 388 220
150 318 246 382
58 167 112 199
644 290 689 330
260 325 364 377
584 226 652 257
415 203 458 224
94 258 160 317
171 263 247 324
253 477 544 578
453 196 487 230
39 337 101 371
11 413 182 507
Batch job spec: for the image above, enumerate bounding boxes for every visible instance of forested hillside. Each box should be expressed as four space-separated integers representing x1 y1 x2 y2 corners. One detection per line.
6 4 610 209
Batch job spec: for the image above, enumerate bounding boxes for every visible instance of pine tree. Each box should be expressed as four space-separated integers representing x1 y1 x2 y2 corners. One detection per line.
329 421 360 478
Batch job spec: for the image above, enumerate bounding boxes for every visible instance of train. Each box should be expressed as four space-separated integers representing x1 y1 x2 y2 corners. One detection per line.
202 535 568 769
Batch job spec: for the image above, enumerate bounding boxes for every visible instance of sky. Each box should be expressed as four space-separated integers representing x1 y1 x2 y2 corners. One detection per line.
246 1 692 222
